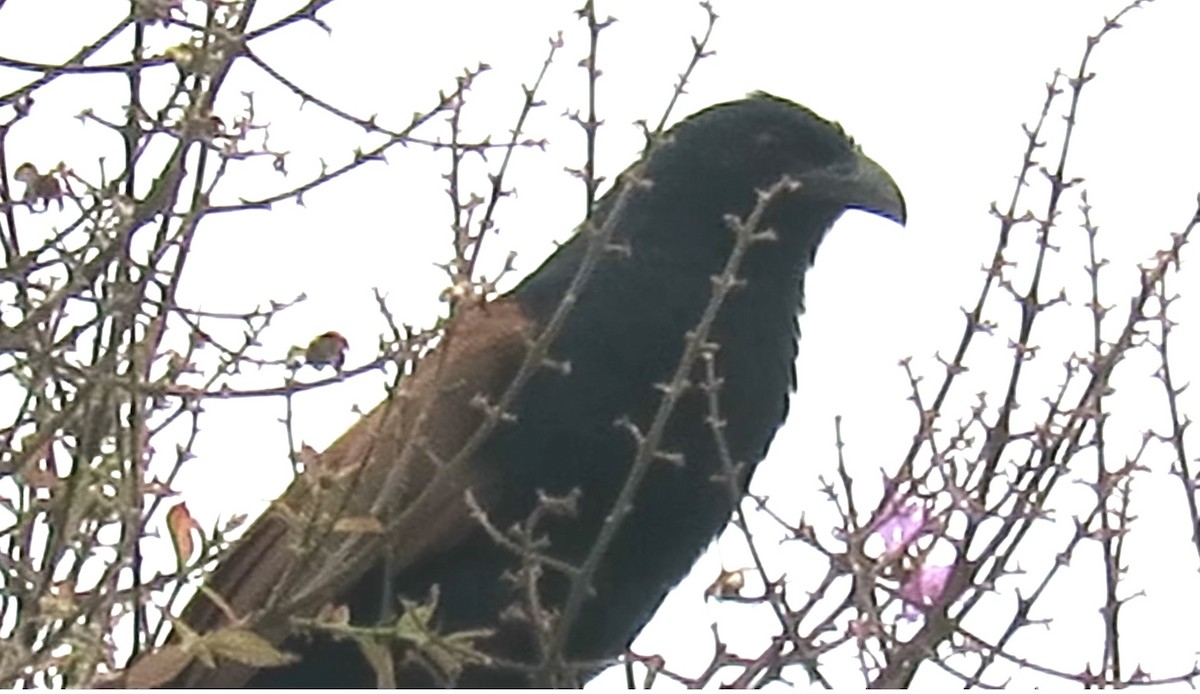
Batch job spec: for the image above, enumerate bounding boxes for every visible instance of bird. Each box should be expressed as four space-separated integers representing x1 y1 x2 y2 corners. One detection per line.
302 331 350 372
146 92 906 688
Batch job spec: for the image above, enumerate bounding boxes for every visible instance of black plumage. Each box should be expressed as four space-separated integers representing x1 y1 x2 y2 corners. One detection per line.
155 92 905 688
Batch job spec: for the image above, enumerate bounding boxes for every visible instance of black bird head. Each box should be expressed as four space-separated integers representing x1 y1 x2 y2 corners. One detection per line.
620 92 905 276
653 91 905 223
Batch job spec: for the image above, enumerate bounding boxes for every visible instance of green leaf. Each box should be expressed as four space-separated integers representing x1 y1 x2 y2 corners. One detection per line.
203 628 297 668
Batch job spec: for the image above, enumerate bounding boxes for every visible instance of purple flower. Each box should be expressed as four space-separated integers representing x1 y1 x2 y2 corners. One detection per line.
899 564 953 618
872 497 930 557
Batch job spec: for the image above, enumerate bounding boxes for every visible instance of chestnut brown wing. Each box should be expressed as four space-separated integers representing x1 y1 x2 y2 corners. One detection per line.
161 300 534 688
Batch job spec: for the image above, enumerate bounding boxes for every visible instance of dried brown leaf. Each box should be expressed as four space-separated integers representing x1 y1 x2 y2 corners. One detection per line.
167 502 201 567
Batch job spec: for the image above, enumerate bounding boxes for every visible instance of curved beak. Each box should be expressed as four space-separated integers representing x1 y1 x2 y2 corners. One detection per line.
805 149 906 227
845 150 906 226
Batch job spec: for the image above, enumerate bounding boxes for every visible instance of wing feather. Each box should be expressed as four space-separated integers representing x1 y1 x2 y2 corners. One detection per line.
161 300 534 688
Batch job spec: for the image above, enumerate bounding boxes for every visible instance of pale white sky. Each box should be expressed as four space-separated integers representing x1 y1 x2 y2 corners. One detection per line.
2 0 1199 688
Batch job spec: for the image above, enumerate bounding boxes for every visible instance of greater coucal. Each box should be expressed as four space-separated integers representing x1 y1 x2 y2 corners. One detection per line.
149 92 906 688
